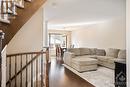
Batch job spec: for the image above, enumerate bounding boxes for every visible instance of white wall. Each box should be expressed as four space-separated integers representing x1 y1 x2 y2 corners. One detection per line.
126 0 130 86
71 19 126 49
7 7 43 54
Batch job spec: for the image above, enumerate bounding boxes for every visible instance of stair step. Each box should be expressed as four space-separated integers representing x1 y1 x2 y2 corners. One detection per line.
15 3 24 8
0 0 17 23
15 0 25 9
8 15 16 20
0 0 34 24
7 9 13 14
7 6 17 15
12 11 18 16
0 13 10 24
11 2 18 15
0 18 10 24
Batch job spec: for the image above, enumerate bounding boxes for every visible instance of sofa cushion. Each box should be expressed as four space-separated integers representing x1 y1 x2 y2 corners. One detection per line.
118 50 126 59
90 48 97 55
80 48 91 55
97 56 115 62
96 49 106 56
106 48 119 58
107 58 126 64
72 57 98 66
78 55 97 59
72 63 97 72
67 48 80 56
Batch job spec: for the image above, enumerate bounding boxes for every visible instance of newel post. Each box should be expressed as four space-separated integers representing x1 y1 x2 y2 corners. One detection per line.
0 30 4 87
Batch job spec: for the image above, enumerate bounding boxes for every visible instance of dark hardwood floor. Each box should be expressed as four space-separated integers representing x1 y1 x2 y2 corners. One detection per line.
49 58 95 87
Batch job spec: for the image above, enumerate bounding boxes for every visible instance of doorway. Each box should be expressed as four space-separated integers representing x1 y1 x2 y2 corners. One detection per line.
49 33 67 58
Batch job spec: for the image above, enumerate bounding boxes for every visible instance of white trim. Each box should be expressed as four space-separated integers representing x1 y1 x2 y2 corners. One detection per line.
126 0 129 86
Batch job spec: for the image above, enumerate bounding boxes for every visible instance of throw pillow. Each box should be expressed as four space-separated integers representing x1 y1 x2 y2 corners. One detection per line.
106 48 119 58
90 48 97 55
96 49 106 56
67 48 80 56
80 48 91 55
118 50 126 59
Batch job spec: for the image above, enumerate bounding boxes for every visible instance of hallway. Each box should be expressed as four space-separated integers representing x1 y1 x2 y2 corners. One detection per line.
49 58 94 87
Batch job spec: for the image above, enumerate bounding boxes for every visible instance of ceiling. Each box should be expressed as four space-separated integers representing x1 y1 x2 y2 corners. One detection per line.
44 0 126 30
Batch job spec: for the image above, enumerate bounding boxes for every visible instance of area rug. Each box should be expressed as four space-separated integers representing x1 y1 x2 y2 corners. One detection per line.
63 64 114 87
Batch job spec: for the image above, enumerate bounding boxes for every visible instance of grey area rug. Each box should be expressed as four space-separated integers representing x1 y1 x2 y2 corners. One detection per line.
63 64 114 87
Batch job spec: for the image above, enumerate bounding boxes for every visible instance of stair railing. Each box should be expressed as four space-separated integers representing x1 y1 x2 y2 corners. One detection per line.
6 48 49 87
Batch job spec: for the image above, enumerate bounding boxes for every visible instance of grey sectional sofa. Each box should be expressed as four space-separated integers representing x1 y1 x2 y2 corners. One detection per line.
63 48 126 72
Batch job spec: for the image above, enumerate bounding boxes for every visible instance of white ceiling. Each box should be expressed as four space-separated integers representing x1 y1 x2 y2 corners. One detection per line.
44 0 126 30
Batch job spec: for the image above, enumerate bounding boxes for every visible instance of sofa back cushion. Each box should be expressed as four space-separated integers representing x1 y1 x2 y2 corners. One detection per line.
96 49 106 56
67 48 80 56
106 48 119 58
90 48 97 55
80 48 91 55
118 50 126 59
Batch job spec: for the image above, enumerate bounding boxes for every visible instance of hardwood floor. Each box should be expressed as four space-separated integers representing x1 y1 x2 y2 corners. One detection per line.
49 58 95 87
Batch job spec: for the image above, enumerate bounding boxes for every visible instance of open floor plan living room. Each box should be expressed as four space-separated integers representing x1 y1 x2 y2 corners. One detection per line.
1 0 127 87
44 0 126 87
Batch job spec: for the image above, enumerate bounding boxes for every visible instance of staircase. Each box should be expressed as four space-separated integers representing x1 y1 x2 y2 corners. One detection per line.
0 0 46 48
0 0 48 87
0 30 50 87
6 49 49 87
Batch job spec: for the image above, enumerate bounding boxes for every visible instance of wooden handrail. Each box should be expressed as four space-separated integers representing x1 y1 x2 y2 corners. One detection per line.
6 48 49 87
6 51 42 85
7 51 46 57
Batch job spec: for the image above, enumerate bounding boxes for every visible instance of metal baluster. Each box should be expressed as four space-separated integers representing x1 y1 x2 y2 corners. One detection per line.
20 55 22 87
36 58 38 87
41 51 44 87
31 54 33 87
15 56 17 87
26 54 28 87
9 57 11 87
